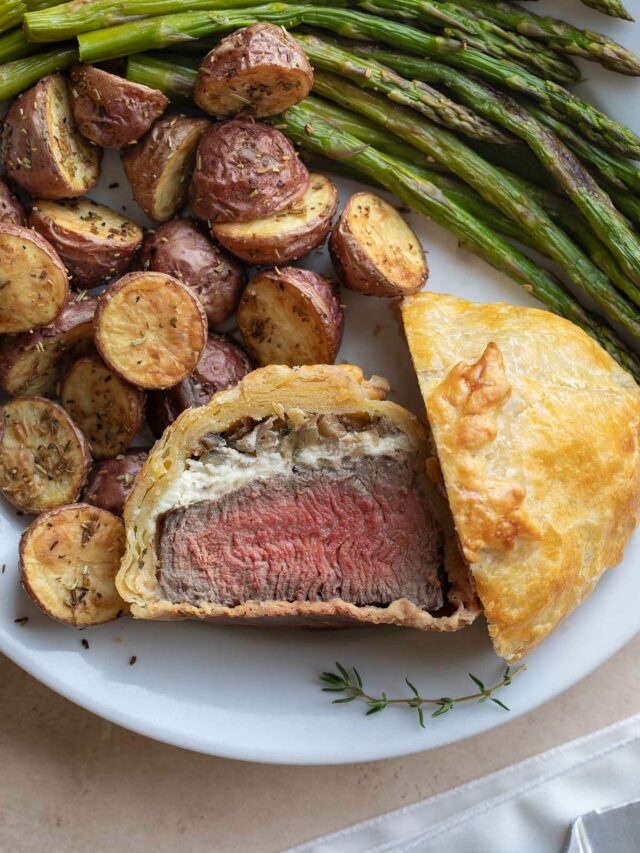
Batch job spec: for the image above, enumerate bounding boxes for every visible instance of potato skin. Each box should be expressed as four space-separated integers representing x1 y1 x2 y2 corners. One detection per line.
194 23 312 119
70 64 169 148
0 396 92 514
329 192 428 298
94 271 208 390
237 267 344 367
146 333 253 438
0 294 97 397
0 223 69 334
122 114 209 222
139 218 245 327
2 73 101 199
212 172 337 265
83 449 148 516
30 198 143 290
189 119 309 223
60 356 146 459
0 178 26 226
19 503 126 627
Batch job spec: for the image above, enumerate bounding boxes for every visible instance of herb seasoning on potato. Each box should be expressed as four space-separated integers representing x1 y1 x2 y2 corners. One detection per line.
139 219 245 327
329 192 428 297
189 119 309 222
19 504 126 627
94 271 208 390
0 178 26 226
212 173 338 265
146 334 253 438
194 23 313 119
60 357 145 459
70 64 169 149
0 294 97 398
83 450 148 517
30 198 143 290
122 114 209 222
0 397 91 514
0 223 68 334
2 73 101 199
237 267 344 366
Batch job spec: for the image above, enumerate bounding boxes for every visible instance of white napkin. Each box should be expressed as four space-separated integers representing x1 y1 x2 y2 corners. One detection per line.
287 714 640 853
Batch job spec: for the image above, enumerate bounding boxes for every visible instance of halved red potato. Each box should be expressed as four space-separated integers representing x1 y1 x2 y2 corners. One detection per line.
19 503 126 627
189 119 309 222
0 396 91 514
0 224 68 334
0 178 26 226
0 294 97 397
60 356 145 459
83 450 148 517
146 334 253 438
2 73 101 199
94 271 208 390
139 218 245 327
194 23 313 118
122 114 210 222
329 192 428 297
70 64 169 148
212 173 337 265
237 267 343 366
29 198 143 290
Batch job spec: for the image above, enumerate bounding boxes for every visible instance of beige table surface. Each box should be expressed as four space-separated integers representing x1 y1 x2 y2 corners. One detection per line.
0 634 638 853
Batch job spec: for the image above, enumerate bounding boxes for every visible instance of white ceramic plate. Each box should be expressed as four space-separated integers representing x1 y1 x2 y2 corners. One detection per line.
1 2 639 765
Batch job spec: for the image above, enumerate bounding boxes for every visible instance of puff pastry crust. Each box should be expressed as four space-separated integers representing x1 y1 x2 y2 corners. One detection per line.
403 292 640 661
118 363 479 630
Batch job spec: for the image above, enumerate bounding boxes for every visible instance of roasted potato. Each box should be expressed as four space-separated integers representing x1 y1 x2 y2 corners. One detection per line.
70 64 169 148
139 218 245 327
29 198 143 290
0 177 26 226
83 450 148 516
19 503 126 626
329 192 428 297
212 173 337 265
237 267 343 367
189 119 309 223
122 114 209 222
0 224 68 334
0 294 97 397
146 333 253 438
94 271 208 390
194 23 313 118
2 73 101 199
60 356 145 459
0 396 91 514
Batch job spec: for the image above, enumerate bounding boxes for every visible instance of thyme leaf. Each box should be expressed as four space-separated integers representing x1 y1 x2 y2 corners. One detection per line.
320 661 526 729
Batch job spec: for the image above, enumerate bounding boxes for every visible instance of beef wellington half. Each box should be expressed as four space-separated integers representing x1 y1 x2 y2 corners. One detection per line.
117 364 479 630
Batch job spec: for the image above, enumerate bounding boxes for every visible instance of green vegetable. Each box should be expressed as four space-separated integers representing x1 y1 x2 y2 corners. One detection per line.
0 28 39 64
580 0 633 20
0 45 78 100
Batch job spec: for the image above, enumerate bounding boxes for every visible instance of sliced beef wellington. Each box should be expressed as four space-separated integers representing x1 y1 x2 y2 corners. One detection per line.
117 364 479 629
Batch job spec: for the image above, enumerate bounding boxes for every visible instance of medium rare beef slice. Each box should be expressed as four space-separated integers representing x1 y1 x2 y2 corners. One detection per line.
158 455 444 610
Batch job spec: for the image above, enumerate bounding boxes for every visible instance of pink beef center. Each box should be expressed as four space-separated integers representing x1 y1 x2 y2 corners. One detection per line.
158 455 444 610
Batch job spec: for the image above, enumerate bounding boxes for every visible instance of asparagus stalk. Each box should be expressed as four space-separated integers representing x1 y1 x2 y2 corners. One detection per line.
439 0 640 75
0 27 40 64
0 45 78 100
126 54 198 104
315 38 640 287
75 6 640 159
580 0 633 20
359 0 581 84
310 70 640 335
282 101 640 377
0 0 26 36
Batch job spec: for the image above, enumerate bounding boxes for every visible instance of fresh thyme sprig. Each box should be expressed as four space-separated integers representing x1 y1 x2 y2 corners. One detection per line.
320 662 527 729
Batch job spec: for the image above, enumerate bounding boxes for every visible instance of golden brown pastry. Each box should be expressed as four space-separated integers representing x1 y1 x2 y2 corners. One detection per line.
402 291 640 661
117 364 479 630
